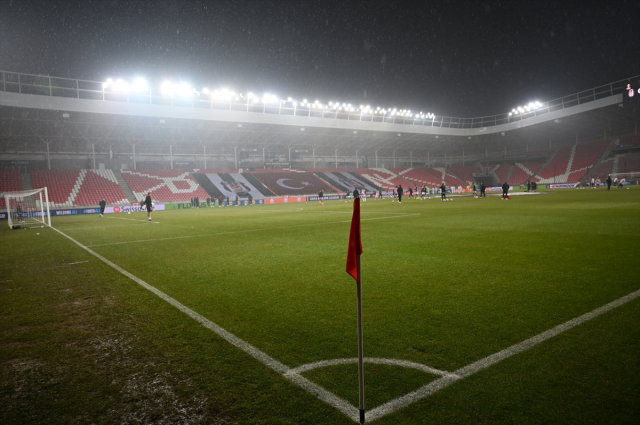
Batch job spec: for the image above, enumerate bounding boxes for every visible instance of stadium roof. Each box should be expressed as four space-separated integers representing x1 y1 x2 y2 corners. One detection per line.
1 72 638 159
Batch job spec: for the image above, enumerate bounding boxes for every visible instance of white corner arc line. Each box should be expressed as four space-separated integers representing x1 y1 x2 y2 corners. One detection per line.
49 225 640 423
48 226 359 422
365 287 640 422
287 358 458 378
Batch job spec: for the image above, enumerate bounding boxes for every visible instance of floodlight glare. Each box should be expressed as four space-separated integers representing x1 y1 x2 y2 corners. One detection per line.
161 82 175 96
132 78 147 92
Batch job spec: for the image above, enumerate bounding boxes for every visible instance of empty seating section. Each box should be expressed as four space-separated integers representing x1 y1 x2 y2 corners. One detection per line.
196 169 239 174
307 168 349 173
32 170 81 206
449 166 477 184
250 171 334 196
31 169 128 207
616 152 640 173
617 135 640 146
122 169 209 202
353 168 412 190
534 140 610 183
534 146 573 183
390 168 440 188
511 162 541 185
566 140 610 182
423 168 467 187
492 164 510 183
0 170 22 210
74 169 129 206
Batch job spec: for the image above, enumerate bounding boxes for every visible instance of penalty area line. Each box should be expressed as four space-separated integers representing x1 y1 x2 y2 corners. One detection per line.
86 213 420 247
48 225 360 422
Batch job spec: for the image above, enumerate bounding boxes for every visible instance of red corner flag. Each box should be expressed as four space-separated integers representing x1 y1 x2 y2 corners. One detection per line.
346 197 363 281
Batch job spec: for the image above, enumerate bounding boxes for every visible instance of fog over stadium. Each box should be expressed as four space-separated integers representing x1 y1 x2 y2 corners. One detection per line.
1 3 639 424
1 0 639 117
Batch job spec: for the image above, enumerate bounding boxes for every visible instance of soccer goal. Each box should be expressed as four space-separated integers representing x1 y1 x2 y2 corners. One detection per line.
609 172 640 182
3 187 51 229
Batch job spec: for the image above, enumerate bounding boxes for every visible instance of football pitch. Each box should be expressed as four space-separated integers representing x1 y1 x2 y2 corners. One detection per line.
1 188 639 424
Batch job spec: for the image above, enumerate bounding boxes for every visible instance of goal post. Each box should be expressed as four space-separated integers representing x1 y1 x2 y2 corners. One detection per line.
3 187 51 229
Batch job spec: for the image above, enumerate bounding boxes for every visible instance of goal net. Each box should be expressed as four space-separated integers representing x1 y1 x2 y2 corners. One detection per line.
609 172 640 182
3 188 51 229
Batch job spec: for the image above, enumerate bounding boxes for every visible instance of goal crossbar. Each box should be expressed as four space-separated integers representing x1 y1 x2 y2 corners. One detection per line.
3 187 51 229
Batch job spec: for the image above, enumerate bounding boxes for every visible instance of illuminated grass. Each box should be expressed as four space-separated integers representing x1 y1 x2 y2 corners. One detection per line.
1 188 639 423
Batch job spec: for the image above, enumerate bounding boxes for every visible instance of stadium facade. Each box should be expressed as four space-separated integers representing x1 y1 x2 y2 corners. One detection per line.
1 71 639 209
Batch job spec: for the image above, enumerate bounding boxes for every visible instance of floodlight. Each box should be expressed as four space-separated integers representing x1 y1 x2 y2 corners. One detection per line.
161 82 175 96
329 102 333 105
287 97 292 101
132 78 147 92
509 112 512 116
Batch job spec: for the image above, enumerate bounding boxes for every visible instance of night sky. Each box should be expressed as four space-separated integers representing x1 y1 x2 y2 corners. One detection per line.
1 0 639 117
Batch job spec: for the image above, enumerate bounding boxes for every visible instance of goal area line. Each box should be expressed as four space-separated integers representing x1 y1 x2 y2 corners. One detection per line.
49 225 640 423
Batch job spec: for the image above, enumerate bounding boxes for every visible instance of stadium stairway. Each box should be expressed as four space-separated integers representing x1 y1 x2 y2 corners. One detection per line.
506 164 514 182
585 139 616 181
21 172 33 191
113 169 138 203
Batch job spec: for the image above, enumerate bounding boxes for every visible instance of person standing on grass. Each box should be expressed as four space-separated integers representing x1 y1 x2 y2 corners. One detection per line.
421 185 427 200
408 186 413 199
606 175 612 191
480 182 486 198
440 182 447 201
318 190 324 205
397 184 403 203
99 199 106 218
502 181 510 200
361 187 366 202
392 185 398 203
472 182 477 197
144 192 153 221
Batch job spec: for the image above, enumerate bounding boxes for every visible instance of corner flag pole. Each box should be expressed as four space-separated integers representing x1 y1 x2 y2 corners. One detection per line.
356 254 365 424
346 197 365 423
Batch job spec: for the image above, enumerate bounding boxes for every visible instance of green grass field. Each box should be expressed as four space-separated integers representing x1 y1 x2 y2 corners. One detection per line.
1 188 639 424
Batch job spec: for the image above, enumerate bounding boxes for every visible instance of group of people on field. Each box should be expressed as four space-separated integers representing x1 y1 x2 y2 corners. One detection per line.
587 176 625 190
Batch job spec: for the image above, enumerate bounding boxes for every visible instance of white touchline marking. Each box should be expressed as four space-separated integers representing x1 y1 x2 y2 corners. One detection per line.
365 287 640 422
49 225 640 423
68 261 89 265
49 225 359 422
106 217 159 223
85 214 420 247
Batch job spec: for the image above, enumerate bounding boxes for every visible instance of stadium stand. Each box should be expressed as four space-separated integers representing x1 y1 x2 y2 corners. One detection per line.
533 140 610 184
313 171 378 193
423 168 467 187
390 168 441 188
511 162 542 185
617 135 640 146
449 166 477 184
195 169 239 174
250 171 335 196
353 168 413 190
121 169 209 203
0 170 22 210
30 169 129 207
492 164 510 184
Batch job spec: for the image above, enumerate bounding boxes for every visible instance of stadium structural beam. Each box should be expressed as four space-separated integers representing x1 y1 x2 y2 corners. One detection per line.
313 148 315 168
170 145 173 169
92 142 96 169
132 143 137 170
393 151 396 168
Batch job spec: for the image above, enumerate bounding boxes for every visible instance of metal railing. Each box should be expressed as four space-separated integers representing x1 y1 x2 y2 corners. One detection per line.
1 70 636 129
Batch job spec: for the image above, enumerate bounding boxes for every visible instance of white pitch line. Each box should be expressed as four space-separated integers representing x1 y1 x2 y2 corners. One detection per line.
287 357 458 378
106 216 159 223
85 214 420 247
60 223 154 231
49 225 640 423
49 225 359 422
68 261 89 265
365 287 640 422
